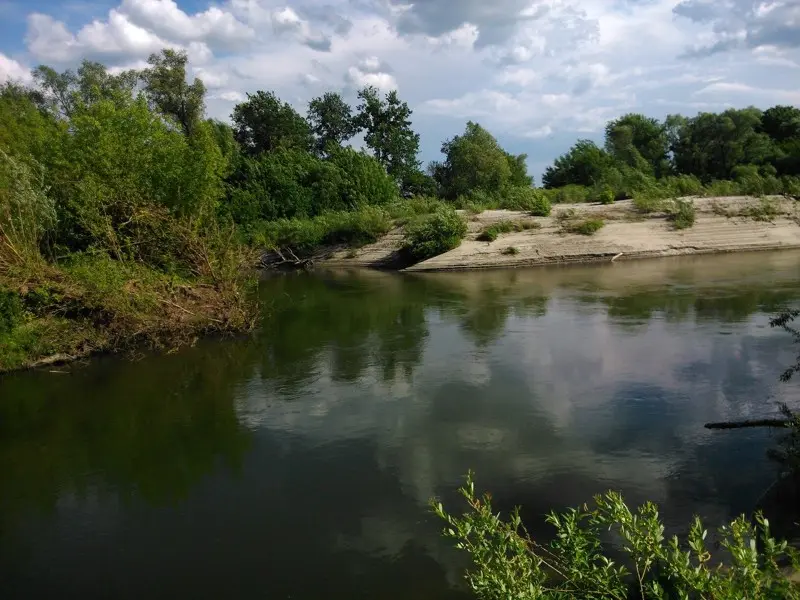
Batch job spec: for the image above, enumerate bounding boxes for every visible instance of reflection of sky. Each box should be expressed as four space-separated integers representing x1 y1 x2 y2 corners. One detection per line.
231 258 800 591
3 252 800 599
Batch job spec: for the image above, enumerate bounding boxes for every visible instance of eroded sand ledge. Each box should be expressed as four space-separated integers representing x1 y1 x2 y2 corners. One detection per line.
323 196 800 272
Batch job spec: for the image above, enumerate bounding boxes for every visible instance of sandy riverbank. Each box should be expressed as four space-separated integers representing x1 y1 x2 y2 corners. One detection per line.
323 196 800 271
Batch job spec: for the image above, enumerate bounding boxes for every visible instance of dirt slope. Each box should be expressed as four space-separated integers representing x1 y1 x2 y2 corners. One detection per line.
323 196 800 272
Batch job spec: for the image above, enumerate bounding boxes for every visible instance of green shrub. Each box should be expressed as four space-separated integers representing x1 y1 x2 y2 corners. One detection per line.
477 220 539 242
549 184 591 204
500 246 519 255
743 197 781 222
433 473 800 600
781 176 800 196
704 179 742 197
564 218 605 235
661 174 705 197
499 187 551 216
0 288 23 335
598 185 615 205
670 198 696 229
403 207 467 261
632 193 666 214
252 206 392 255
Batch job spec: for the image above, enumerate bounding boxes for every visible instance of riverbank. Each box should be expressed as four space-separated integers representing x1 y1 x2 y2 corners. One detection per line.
322 196 800 271
0 255 257 374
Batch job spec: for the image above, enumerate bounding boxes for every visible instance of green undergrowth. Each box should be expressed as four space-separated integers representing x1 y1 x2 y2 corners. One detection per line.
433 473 800 600
669 198 697 230
563 218 605 235
477 220 540 242
0 252 257 373
403 207 468 262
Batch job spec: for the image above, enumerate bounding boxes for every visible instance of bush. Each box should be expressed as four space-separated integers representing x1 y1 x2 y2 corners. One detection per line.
433 473 800 600
632 192 666 214
547 184 590 204
743 197 781 222
661 174 704 197
499 187 551 216
670 198 696 229
477 220 539 242
564 218 605 235
252 206 393 255
0 288 23 335
403 207 467 261
500 246 519 255
598 185 615 205
704 179 742 197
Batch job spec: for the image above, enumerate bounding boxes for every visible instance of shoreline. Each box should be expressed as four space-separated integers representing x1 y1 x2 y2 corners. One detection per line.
321 196 800 272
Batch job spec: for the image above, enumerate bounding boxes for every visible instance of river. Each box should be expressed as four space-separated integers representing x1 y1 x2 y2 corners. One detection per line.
2 251 800 599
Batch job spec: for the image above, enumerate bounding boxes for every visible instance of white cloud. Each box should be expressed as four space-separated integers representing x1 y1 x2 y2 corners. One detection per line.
345 65 397 91
0 53 32 85
120 0 253 46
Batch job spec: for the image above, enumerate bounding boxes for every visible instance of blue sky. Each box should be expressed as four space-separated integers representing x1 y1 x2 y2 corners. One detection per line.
1 0 799 179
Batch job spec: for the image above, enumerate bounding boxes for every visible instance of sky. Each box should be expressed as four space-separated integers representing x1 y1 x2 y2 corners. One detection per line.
0 0 799 179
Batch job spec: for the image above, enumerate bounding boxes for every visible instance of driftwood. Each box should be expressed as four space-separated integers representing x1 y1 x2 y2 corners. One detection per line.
704 418 790 430
261 247 314 271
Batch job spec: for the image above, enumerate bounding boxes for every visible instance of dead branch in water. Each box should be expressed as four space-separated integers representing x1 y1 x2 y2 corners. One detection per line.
704 419 790 430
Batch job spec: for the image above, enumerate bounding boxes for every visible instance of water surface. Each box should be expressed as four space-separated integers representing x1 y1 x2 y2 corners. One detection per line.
2 251 800 599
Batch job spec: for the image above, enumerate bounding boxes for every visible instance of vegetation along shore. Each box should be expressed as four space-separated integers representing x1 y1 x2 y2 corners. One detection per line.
2 48 799 372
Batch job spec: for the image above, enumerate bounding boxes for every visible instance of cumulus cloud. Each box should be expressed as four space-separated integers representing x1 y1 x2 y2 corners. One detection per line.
0 53 32 85
120 0 253 46
270 6 332 51
27 10 169 62
675 0 800 56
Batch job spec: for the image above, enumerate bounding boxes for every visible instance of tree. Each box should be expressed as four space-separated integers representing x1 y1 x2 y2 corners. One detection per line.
142 49 205 137
355 86 420 190
542 140 615 188
435 121 514 199
32 65 77 118
605 113 669 176
307 92 358 156
671 108 776 181
231 90 312 156
761 106 800 176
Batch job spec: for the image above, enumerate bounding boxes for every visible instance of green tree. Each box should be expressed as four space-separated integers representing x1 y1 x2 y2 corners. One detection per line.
355 86 420 189
605 113 669 176
542 140 615 188
761 106 800 176
232 90 312 156
307 92 358 156
436 121 514 199
142 49 205 137
671 108 776 181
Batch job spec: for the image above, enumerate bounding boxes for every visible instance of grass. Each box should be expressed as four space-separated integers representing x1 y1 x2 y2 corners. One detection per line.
477 219 540 242
500 246 519 256
669 198 696 230
0 251 257 373
632 193 667 214
742 197 781 222
251 206 393 255
563 218 605 235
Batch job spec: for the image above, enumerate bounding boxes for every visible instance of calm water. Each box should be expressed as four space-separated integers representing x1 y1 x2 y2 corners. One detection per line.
2 251 800 599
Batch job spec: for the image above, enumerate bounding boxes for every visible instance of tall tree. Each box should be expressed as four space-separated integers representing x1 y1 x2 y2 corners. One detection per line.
32 65 78 118
355 86 420 189
142 49 205 137
542 140 615 188
435 121 530 199
231 91 312 156
307 92 358 156
671 108 775 180
605 113 669 176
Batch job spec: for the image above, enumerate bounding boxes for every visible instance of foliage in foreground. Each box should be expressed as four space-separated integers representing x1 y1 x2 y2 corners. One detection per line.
404 208 468 262
433 473 800 600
